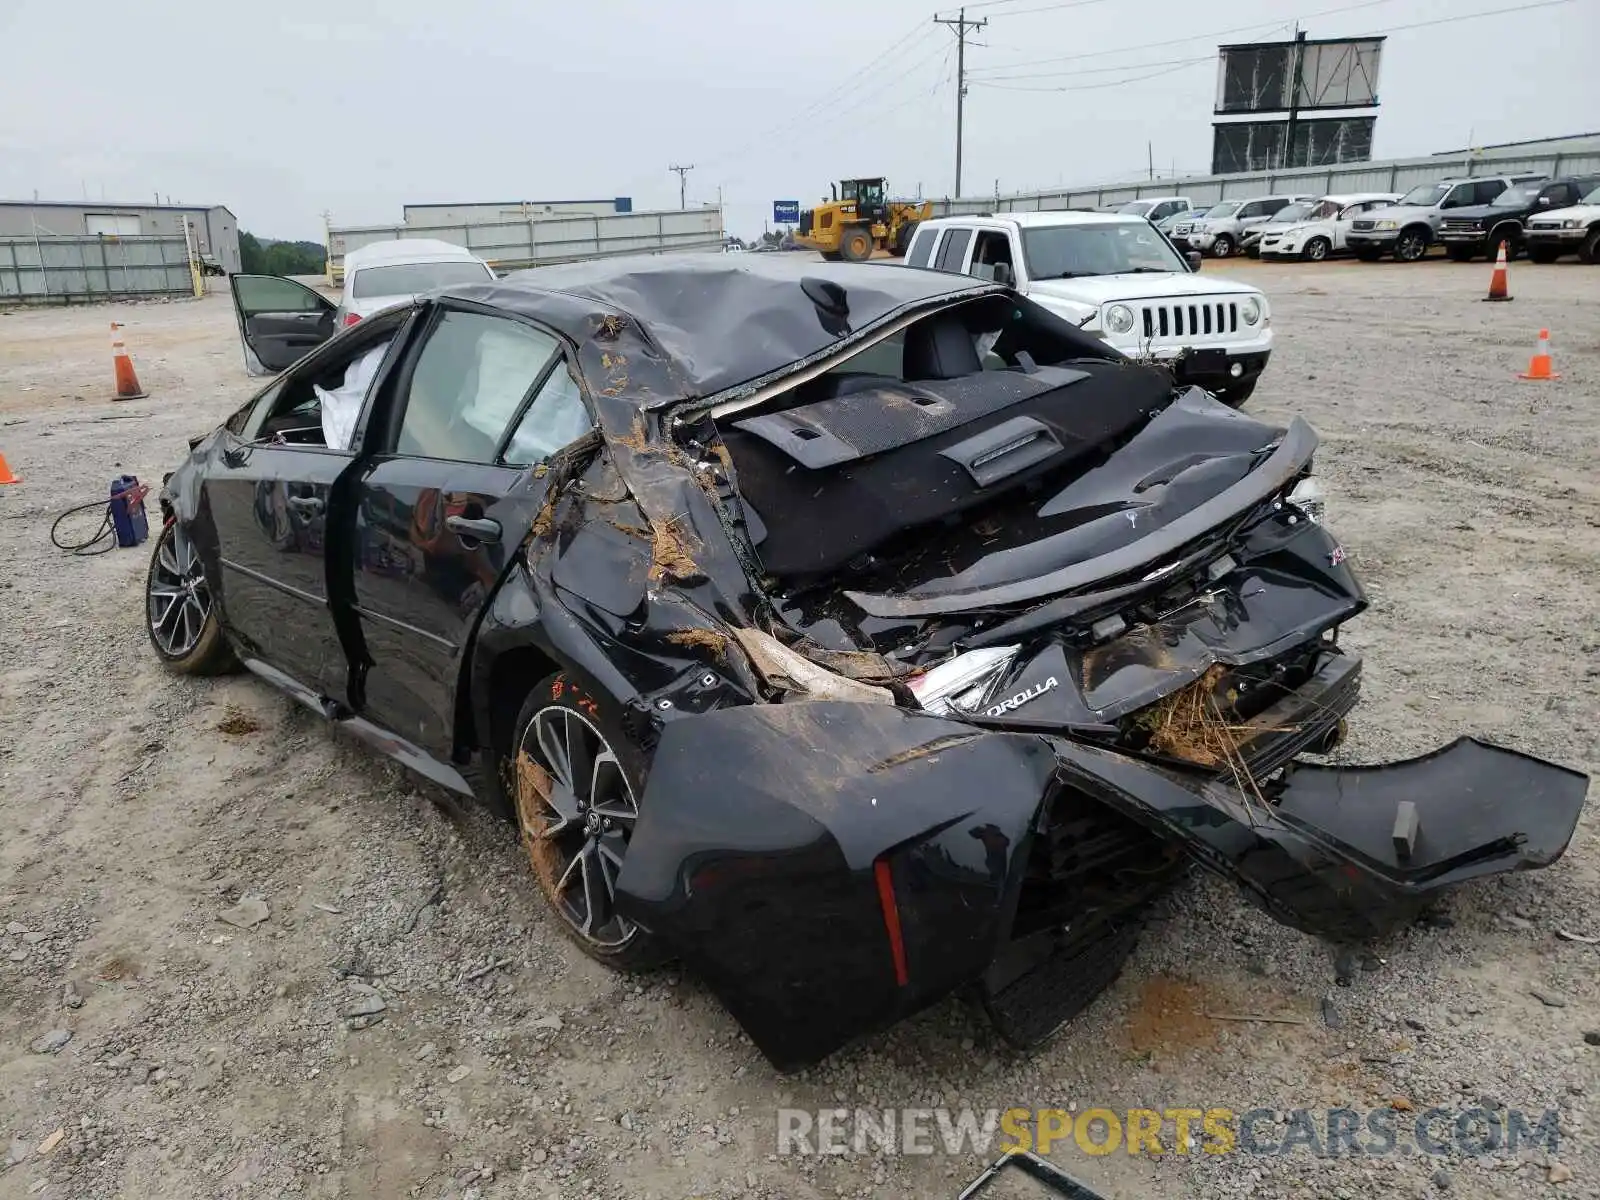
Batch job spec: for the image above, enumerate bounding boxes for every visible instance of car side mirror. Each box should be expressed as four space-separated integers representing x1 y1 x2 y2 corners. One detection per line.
1185 251 1203 272
993 262 1014 287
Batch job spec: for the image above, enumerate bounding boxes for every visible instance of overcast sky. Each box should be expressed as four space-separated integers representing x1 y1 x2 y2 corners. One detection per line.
1 0 1595 241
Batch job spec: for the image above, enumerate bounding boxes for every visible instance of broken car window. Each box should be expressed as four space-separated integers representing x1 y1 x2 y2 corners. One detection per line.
501 363 594 466
397 311 559 463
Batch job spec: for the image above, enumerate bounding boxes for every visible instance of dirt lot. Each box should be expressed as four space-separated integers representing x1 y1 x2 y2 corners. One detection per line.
1 259 1597 1200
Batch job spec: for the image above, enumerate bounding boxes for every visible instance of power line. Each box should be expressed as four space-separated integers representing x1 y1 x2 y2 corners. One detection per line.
965 0 1399 75
934 8 988 197
697 22 938 170
975 59 1213 92
937 0 1110 13
973 53 1219 83
969 0 1574 82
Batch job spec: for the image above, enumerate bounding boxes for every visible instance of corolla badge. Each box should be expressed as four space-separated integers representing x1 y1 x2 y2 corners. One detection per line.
986 677 1059 717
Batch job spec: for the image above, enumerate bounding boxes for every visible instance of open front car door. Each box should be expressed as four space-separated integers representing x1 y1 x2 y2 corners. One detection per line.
229 274 338 376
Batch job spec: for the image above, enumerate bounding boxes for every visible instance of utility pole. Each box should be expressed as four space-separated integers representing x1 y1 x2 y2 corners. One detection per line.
1148 142 1154 182
934 8 986 198
1284 27 1308 172
668 164 694 210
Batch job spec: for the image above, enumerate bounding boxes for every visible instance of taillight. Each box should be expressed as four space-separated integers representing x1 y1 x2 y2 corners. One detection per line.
873 858 910 987
343 312 362 327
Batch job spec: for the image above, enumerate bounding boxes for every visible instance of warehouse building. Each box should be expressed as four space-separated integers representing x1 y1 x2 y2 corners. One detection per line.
401 197 633 226
0 200 241 273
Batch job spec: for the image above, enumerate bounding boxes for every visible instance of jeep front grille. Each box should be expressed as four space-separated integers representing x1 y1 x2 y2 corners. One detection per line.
1351 219 1375 232
1140 300 1239 343
1441 218 1483 233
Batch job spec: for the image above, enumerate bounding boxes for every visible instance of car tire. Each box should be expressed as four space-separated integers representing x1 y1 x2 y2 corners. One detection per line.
1444 245 1477 262
509 673 667 971
819 250 842 262
1354 248 1382 262
1486 229 1518 262
839 226 874 263
1580 228 1600 265
1214 378 1256 408
145 520 237 675
1211 235 1235 258
1303 237 1331 262
1527 247 1561 264
1394 229 1429 262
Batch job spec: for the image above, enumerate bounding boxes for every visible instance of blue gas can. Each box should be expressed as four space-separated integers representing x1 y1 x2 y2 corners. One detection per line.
109 475 150 548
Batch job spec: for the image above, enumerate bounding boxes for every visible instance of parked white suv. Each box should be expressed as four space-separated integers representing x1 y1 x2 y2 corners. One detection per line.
1114 196 1193 223
902 212 1272 405
337 239 497 326
1170 195 1314 258
1258 194 1402 261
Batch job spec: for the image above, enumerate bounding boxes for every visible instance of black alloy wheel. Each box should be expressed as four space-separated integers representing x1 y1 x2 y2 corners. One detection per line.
511 675 663 968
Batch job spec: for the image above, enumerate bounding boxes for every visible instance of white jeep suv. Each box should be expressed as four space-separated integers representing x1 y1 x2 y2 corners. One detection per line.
903 212 1272 405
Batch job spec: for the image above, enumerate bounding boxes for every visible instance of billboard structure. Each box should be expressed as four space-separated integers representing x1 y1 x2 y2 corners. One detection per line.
1210 34 1383 173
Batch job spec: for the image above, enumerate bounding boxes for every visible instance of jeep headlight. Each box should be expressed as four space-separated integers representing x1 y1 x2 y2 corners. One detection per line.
1104 304 1136 335
1562 218 1581 229
1240 296 1262 326
1374 219 1398 231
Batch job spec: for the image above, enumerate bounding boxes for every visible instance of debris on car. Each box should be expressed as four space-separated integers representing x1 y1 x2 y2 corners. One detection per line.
152 253 1589 1072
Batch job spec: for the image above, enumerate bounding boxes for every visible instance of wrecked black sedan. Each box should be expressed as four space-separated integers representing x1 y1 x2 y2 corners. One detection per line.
152 255 1587 1071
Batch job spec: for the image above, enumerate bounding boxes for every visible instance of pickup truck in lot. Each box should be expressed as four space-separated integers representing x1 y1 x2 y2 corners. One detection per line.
1437 176 1600 261
1520 180 1600 263
903 211 1272 405
1345 174 1547 262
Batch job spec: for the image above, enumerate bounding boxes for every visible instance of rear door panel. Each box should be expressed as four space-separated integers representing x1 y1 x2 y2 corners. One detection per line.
348 457 548 757
200 438 356 703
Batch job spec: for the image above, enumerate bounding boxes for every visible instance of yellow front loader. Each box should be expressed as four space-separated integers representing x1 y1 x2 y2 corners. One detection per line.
794 178 932 262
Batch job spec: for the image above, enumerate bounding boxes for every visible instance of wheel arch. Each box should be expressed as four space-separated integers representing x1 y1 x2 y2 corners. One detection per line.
1487 219 1523 244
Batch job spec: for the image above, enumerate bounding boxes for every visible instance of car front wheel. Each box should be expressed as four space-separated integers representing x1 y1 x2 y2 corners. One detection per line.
1395 229 1429 262
511 674 666 969
146 521 236 674
1211 235 1235 258
1303 237 1331 262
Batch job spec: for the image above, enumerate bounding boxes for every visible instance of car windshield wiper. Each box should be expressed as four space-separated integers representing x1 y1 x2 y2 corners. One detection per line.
1114 267 1170 274
1049 270 1099 279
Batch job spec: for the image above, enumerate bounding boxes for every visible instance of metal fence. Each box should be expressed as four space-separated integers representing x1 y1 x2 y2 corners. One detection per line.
326 207 726 282
0 234 197 304
928 144 1600 216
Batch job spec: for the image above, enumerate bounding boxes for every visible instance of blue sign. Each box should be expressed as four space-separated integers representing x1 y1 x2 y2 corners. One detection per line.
773 200 800 224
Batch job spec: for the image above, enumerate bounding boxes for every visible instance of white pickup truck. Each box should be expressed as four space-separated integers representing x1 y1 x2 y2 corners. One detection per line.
902 211 1272 405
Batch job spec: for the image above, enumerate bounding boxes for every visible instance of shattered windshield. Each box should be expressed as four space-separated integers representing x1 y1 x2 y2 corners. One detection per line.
1265 203 1311 225
1020 223 1186 278
1202 202 1240 218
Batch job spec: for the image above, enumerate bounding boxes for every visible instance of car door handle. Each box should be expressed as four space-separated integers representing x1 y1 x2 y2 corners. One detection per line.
287 496 324 516
446 515 501 545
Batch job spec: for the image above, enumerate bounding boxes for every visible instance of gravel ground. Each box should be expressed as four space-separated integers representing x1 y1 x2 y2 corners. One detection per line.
1 259 1596 1200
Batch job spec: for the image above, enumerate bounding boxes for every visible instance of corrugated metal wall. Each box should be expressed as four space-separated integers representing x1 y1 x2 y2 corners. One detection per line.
326 207 726 281
928 144 1600 216
0 234 195 304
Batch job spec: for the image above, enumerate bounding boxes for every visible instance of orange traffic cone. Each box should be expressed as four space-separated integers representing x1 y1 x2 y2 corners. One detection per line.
1483 242 1512 302
0 452 19 485
1519 329 1560 380
110 322 147 400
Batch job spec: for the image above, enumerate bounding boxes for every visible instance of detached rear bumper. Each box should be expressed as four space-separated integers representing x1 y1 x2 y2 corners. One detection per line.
616 699 1586 1069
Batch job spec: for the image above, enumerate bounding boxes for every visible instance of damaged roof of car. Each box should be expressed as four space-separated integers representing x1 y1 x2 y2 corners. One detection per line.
438 253 1002 403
